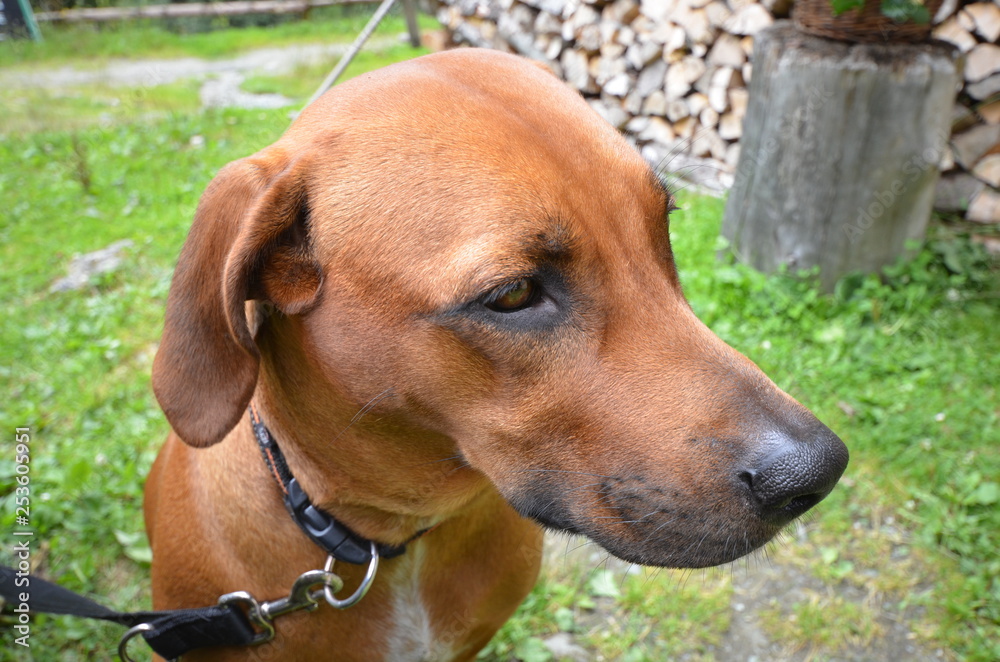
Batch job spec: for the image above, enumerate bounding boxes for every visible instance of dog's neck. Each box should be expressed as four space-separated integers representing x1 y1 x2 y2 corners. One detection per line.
250 314 492 548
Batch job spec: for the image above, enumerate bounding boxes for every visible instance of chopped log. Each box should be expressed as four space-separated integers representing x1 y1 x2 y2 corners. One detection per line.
708 33 746 68
708 66 738 112
603 71 634 96
719 110 743 139
600 42 627 58
705 0 733 27
728 87 749 117
973 155 1000 188
700 106 720 128
722 23 960 291
979 98 1000 125
667 98 691 121
666 57 706 99
966 44 1000 83
616 25 637 46
965 1 1000 43
589 96 631 128
639 0 675 22
940 144 955 171
545 36 564 59
624 88 644 113
967 73 1000 100
535 10 563 34
672 3 715 43
725 142 741 170
636 58 668 96
724 4 772 35
951 124 1000 170
674 115 697 138
638 117 677 144
933 17 977 53
561 47 598 93
687 91 709 116
957 7 976 31
934 172 985 212
642 89 668 115
577 24 602 51
602 0 640 23
626 116 650 134
626 40 662 68
967 188 1000 223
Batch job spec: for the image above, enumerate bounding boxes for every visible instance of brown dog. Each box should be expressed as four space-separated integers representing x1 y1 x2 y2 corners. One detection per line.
145 49 848 661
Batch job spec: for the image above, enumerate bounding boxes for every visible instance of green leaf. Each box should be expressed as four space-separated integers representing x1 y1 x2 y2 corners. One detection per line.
831 0 865 15
880 0 931 23
969 482 1000 506
554 607 575 632
514 636 552 662
587 569 621 599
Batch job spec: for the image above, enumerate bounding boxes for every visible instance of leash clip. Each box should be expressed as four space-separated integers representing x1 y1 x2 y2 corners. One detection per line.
118 623 178 662
322 542 379 609
218 566 344 646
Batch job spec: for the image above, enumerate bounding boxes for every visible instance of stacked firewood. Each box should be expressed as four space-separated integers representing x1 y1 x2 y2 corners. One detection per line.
436 0 1000 227
932 0 1000 227
437 0 779 182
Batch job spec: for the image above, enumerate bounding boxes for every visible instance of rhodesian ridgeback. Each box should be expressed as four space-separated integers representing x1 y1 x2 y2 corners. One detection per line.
145 48 848 661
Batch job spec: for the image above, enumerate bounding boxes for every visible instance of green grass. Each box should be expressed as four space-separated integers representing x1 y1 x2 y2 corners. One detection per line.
1 80 202 135
241 42 431 99
0 7 438 69
1 20 998 660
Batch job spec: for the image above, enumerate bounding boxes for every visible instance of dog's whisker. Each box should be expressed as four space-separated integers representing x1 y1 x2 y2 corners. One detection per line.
331 387 395 444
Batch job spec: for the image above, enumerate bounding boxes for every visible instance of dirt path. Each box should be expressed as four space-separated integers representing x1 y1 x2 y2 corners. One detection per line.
0 37 400 110
542 530 946 661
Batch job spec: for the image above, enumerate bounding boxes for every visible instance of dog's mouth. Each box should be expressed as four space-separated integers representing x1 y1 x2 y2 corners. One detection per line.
500 473 791 569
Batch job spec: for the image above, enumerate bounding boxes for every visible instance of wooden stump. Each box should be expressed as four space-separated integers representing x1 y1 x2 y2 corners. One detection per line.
721 22 959 291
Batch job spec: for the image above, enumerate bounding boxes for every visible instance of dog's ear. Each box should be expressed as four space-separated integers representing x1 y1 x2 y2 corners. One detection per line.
152 149 321 447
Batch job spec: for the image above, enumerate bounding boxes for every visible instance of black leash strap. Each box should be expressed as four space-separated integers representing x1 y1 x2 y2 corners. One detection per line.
0 566 256 659
0 407 430 659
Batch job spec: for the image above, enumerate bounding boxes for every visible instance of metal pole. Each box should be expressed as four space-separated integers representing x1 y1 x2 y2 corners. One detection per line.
305 0 398 108
401 0 420 48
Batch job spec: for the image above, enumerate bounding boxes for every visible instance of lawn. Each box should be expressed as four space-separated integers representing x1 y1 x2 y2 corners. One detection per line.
1 12 998 662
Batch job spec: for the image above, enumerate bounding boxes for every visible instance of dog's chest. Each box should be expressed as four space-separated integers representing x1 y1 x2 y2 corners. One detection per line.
383 543 457 662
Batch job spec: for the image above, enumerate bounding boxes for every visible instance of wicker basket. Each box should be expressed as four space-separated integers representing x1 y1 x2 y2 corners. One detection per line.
794 0 943 43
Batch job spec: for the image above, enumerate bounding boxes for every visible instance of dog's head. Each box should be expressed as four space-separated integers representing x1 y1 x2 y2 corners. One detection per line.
153 50 847 568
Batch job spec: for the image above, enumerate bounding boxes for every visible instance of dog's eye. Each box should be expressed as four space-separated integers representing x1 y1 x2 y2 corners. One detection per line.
484 278 538 312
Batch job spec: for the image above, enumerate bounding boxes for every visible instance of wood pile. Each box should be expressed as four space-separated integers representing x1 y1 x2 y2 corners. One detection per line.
436 0 1000 227
932 0 1000 227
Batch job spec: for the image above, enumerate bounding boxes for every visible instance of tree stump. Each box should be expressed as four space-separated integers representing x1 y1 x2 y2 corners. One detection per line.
721 22 960 291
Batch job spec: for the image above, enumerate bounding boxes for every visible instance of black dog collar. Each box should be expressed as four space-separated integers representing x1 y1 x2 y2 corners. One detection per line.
249 404 409 565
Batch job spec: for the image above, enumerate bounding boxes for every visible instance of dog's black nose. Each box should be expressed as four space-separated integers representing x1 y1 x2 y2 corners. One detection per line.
741 422 849 524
